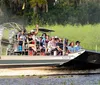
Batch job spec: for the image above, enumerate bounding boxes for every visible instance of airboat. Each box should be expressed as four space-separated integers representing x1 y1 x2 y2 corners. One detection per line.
0 22 100 66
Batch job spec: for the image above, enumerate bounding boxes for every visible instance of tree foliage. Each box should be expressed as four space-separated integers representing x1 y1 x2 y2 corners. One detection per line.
0 0 100 25
29 0 47 8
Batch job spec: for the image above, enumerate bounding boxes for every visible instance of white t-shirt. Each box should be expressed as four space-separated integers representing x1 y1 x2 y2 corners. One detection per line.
32 35 36 40
48 41 56 52
20 35 26 41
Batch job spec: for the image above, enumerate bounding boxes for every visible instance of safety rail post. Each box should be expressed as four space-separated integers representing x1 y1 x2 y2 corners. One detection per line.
0 25 4 57
0 40 2 58
63 38 65 56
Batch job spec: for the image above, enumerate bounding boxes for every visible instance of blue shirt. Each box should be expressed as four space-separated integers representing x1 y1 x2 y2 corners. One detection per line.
68 46 75 53
74 45 81 52
42 37 46 45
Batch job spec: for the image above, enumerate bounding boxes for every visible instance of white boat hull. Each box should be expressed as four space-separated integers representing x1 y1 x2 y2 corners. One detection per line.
0 50 85 66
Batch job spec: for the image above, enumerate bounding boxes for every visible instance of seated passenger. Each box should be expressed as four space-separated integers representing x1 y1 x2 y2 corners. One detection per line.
46 35 49 43
38 37 45 51
17 30 21 40
30 24 39 48
48 37 56 55
56 38 63 55
28 24 39 53
74 41 81 52
39 37 43 47
56 38 68 55
65 38 69 46
68 42 75 53
41 33 47 46
18 30 26 52
27 33 36 55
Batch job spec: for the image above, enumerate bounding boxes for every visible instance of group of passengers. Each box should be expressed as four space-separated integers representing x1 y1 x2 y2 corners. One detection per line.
15 24 81 56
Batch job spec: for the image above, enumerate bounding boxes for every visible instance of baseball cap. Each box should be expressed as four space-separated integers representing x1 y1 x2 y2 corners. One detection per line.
31 30 35 33
55 36 58 38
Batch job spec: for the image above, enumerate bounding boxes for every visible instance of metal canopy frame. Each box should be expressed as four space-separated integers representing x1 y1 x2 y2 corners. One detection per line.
0 22 23 56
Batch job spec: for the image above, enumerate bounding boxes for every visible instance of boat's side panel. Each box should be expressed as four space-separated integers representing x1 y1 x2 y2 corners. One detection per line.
0 60 69 66
0 50 85 66
0 56 70 66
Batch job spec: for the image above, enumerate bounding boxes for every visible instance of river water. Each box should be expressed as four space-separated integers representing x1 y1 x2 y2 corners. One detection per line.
0 74 100 85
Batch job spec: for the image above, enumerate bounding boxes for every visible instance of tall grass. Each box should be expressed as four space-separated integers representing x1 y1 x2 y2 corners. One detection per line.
27 24 100 52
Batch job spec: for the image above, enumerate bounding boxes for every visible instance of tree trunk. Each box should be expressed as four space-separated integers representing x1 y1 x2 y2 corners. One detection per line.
0 7 4 16
46 3 48 12
33 5 38 14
